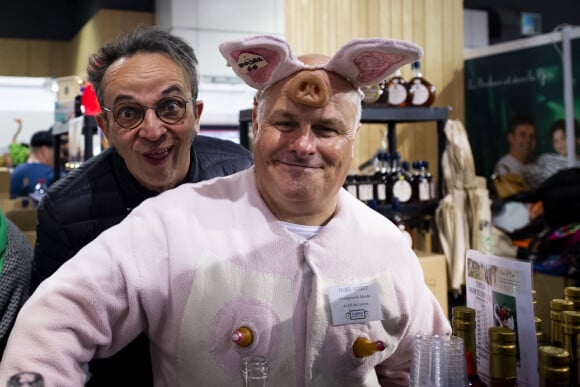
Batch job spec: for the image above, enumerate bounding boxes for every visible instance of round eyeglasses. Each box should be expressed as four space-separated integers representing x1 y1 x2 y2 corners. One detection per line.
102 96 194 129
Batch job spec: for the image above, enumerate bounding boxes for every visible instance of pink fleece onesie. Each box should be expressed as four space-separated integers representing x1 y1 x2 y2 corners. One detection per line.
0 168 450 386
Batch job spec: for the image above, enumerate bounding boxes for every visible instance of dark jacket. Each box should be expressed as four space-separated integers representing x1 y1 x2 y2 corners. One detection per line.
0 218 34 357
32 135 253 387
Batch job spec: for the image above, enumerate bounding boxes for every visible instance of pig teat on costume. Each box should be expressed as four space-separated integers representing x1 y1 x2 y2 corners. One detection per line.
218 35 424 108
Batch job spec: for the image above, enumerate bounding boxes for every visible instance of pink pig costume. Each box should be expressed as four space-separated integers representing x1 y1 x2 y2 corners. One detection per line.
0 35 451 386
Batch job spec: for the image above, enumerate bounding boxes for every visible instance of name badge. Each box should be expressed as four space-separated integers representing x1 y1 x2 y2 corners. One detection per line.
328 283 384 325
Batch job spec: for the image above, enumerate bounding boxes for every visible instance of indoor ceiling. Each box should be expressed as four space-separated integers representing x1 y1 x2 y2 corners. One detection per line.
2 1 578 44
0 0 154 40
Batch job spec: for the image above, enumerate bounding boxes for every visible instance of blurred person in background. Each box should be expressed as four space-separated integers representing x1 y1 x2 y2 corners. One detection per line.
495 115 537 176
524 118 580 189
9 129 54 198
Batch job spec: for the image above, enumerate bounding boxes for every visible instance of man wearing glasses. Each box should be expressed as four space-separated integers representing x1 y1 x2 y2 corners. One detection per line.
30 26 253 387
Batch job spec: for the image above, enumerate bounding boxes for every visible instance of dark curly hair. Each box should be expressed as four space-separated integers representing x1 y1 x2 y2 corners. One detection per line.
87 25 199 105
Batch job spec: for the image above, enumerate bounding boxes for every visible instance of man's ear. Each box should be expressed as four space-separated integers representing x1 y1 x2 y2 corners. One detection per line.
96 112 110 139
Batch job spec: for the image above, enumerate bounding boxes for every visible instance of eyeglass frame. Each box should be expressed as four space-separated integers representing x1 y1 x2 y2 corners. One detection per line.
101 96 195 129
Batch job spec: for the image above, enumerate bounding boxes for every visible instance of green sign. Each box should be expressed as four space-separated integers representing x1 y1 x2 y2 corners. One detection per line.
465 36 580 179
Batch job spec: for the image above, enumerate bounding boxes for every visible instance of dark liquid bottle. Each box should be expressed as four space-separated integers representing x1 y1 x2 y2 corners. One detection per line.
452 306 487 387
373 152 388 205
407 61 436 107
538 345 571 387
389 152 412 203
383 69 409 107
489 327 517 387
561 310 580 386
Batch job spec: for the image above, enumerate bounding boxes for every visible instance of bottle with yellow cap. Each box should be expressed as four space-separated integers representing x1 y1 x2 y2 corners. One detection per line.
352 337 386 358
489 326 517 386
550 298 574 347
452 306 487 386
232 326 254 348
565 287 580 311
538 345 571 387
536 317 544 347
561 310 580 386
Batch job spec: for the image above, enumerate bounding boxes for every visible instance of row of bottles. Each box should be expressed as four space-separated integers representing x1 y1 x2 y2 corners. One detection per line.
343 151 436 206
451 286 580 387
362 61 436 107
451 304 569 387
544 286 580 386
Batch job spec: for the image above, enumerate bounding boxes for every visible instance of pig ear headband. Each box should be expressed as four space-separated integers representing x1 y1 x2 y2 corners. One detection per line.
218 35 423 91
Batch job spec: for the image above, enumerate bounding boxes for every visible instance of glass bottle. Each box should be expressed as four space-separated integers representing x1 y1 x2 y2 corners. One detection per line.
565 287 580 311
561 310 580 386
357 174 375 206
389 152 413 203
488 326 517 386
550 298 574 347
413 160 431 202
7 372 44 387
390 197 413 249
352 337 386 358
241 355 269 387
384 69 409 107
407 61 436 107
536 317 544 347
373 152 388 205
538 345 571 387
361 83 383 104
232 326 253 347
422 160 436 200
452 306 487 386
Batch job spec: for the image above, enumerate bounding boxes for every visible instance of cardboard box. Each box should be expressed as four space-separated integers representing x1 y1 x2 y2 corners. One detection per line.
416 251 448 316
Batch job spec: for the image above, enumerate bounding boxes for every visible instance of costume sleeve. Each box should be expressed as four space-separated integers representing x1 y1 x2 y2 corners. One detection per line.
0 209 164 386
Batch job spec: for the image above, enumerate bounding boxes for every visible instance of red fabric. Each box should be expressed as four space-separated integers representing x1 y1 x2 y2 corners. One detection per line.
81 84 101 116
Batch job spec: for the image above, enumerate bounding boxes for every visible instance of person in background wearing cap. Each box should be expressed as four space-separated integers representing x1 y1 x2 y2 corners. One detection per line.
9 130 54 198
0 34 450 386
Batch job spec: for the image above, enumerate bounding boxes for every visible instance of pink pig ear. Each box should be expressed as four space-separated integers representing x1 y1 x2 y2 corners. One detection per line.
325 38 423 88
219 35 305 90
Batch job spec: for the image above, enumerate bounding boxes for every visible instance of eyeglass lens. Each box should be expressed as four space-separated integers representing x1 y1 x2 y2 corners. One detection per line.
112 97 189 128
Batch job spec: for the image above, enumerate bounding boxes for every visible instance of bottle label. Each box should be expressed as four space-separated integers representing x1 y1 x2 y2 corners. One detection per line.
393 180 412 202
346 185 357 198
419 181 430 201
412 83 430 105
358 183 374 201
376 183 386 201
388 84 407 105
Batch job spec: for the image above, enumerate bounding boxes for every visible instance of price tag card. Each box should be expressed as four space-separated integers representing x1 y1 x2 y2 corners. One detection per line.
328 283 384 326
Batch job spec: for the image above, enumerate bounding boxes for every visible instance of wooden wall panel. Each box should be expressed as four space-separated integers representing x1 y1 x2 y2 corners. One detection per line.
0 10 154 78
285 0 465 181
71 10 155 76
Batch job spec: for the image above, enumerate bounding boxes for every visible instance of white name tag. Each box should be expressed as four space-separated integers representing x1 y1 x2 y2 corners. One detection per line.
328 283 384 326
